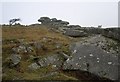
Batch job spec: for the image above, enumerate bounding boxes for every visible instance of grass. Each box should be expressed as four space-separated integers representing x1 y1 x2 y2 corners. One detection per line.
2 24 74 80
2 25 71 55
2 25 70 42
2 24 119 81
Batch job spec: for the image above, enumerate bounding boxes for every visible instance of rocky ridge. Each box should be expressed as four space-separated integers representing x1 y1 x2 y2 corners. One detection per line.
2 17 120 81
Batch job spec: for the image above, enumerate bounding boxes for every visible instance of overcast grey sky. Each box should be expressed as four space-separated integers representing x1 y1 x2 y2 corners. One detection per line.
0 1 119 27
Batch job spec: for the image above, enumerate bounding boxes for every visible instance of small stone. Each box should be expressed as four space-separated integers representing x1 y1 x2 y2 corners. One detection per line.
43 37 47 40
17 48 20 52
84 56 86 58
76 63 79 66
24 50 27 53
53 59 56 61
107 52 109 53
73 50 77 54
56 43 62 49
83 62 86 65
108 62 112 65
11 41 14 43
89 53 93 57
73 67 78 70
79 57 82 60
97 61 99 63
66 58 70 63
52 65 57 68
44 58 47 61
56 58 59 61
97 58 100 60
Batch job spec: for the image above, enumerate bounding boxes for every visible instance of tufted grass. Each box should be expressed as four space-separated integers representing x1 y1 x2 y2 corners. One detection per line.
2 24 75 80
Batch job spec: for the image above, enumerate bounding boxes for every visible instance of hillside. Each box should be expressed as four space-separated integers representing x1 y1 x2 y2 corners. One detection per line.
2 21 120 81
2 24 77 80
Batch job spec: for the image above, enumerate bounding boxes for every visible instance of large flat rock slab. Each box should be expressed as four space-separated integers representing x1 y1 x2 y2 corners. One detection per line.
63 35 119 80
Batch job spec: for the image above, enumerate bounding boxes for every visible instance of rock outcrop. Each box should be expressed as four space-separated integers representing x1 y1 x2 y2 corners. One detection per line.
102 28 120 41
37 53 65 68
64 29 87 37
63 35 119 80
79 27 120 41
38 17 69 27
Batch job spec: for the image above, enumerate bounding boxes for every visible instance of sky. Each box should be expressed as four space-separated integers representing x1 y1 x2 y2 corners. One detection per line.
0 0 119 27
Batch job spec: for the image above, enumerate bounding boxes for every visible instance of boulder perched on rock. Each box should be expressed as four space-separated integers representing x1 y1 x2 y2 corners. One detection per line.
38 17 51 24
64 29 87 37
38 17 69 27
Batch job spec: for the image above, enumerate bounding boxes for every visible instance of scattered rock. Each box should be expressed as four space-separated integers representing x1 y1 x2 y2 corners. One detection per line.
12 43 34 54
10 54 21 66
38 54 66 68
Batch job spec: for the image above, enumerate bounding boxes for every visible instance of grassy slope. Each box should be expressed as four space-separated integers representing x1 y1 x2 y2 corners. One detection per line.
2 25 70 42
2 25 77 80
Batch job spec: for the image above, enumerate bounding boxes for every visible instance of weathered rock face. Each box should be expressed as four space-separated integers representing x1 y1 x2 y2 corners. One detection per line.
63 35 119 80
64 29 87 37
